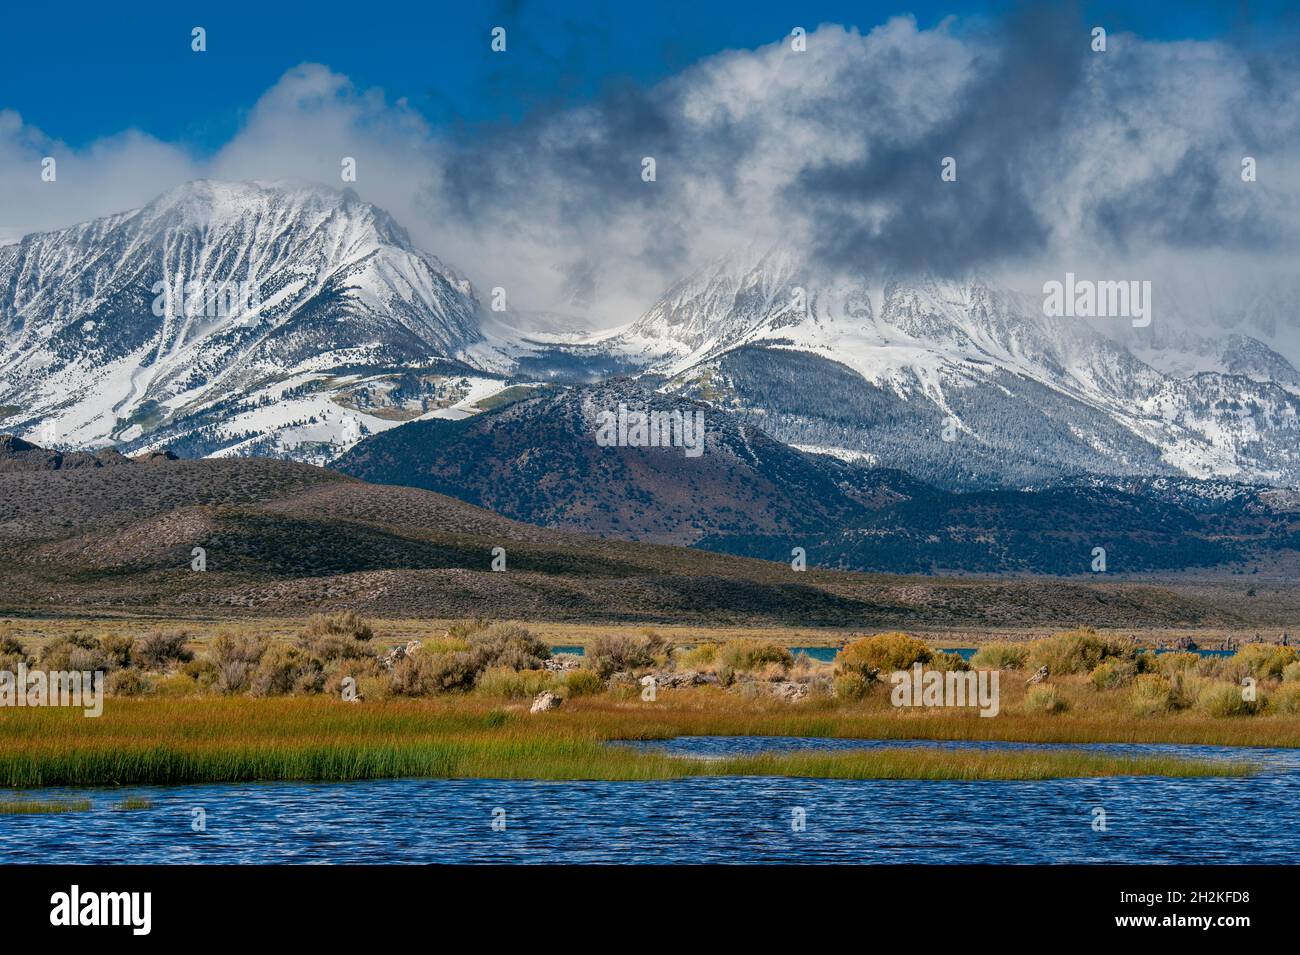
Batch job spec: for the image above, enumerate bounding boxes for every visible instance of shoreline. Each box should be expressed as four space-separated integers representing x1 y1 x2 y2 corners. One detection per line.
0 696 1279 788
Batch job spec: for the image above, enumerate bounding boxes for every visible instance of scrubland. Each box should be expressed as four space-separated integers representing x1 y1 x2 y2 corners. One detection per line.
3 616 1298 787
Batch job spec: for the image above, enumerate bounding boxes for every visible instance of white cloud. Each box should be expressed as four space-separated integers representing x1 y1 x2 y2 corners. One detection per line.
1 16 1298 339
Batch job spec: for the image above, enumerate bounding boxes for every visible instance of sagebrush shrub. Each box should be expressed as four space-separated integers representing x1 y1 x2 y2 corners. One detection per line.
467 623 551 672
926 650 971 672
182 657 219 689
837 632 931 676
718 639 793 672
390 651 477 695
209 632 264 667
834 673 873 701
39 634 103 671
1231 644 1298 681
1129 674 1174 716
105 668 149 697
135 629 194 670
446 618 491 641
66 647 109 672
587 632 666 678
1026 629 1129 675
1272 683 1300 714
99 633 135 669
1197 682 1262 717
1157 652 1201 676
564 669 605 697
678 643 719 668
250 645 322 696
302 612 373 642
298 612 375 661
0 633 31 665
216 662 250 695
208 632 265 694
1091 657 1139 691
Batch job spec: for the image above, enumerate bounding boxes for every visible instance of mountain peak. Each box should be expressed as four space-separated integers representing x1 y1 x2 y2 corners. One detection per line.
0 179 489 459
573 246 1300 489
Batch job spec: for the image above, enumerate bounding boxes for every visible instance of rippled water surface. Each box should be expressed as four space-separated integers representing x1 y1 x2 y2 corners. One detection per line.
2 738 1295 864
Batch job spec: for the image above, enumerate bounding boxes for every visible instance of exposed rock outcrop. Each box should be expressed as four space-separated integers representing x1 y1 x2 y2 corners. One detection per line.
530 691 562 713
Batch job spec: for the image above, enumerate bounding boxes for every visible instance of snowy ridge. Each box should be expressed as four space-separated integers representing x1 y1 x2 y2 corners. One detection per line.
4 188 1298 488
0 180 506 461
587 246 1300 488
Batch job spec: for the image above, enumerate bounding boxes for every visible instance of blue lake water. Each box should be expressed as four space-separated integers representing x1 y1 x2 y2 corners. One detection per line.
2 737 1295 864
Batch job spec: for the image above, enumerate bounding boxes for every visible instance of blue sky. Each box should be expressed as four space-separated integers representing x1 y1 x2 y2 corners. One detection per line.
4 0 1296 152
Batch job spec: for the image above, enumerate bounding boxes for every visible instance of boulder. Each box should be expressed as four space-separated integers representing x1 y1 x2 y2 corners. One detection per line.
729 679 811 702
772 681 810 703
645 670 705 689
379 639 423 670
530 691 562 714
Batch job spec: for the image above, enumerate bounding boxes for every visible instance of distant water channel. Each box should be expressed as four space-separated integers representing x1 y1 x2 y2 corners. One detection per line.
2 739 1294 864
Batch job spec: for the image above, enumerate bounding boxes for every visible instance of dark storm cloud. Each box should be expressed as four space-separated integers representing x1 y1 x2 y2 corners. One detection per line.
792 4 1083 272
1090 144 1275 252
429 61 767 302
9 9 1294 324
419 6 1300 311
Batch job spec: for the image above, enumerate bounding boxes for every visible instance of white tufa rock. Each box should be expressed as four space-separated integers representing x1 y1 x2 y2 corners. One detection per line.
529 691 562 714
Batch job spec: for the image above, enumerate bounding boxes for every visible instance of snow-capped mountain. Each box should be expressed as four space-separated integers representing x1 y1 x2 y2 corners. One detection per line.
0 180 504 462
586 248 1300 489
6 189 1299 491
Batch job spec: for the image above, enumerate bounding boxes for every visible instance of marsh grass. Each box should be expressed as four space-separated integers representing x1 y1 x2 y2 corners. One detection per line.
0 797 92 814
0 697 1258 788
111 795 152 810
709 750 1245 781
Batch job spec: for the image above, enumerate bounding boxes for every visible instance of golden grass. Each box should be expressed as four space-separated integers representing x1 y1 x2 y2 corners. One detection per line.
0 696 1258 787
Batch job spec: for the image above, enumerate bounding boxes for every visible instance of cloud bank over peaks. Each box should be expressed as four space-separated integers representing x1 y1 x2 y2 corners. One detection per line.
1 10 1298 340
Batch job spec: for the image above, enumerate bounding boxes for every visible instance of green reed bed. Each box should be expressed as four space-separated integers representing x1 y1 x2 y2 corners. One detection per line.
111 796 152 810
712 750 1251 782
0 739 1251 787
560 697 1300 749
0 798 92 814
0 698 1255 787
